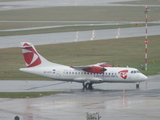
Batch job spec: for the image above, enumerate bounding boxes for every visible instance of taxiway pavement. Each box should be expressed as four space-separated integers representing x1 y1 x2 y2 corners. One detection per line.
0 75 160 120
1 0 158 11
1 25 160 49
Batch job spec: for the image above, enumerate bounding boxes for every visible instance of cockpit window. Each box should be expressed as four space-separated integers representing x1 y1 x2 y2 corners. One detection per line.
131 70 141 73
137 70 140 73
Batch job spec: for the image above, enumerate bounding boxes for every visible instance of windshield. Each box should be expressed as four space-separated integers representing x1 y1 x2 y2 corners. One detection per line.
131 70 141 73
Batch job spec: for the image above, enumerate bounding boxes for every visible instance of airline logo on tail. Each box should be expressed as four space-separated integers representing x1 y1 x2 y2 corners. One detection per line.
22 43 41 67
118 70 128 79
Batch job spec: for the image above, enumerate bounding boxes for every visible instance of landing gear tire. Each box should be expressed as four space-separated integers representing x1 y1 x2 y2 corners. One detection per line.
88 83 93 89
83 82 93 89
83 82 87 88
136 84 139 88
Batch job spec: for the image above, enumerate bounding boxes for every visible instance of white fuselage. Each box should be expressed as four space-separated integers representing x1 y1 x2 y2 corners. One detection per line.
20 65 147 84
19 42 148 88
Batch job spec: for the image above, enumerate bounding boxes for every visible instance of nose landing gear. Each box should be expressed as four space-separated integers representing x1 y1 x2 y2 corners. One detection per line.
136 83 140 88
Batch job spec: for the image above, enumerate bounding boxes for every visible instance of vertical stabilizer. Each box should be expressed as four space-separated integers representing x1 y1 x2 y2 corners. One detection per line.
21 42 62 67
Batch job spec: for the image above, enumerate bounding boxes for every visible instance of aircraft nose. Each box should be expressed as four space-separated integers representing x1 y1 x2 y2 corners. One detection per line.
141 74 148 80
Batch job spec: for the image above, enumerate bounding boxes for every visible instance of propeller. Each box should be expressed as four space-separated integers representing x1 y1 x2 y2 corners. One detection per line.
102 67 107 74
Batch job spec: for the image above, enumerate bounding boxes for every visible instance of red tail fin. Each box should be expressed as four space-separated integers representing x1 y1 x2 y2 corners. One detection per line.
21 42 41 67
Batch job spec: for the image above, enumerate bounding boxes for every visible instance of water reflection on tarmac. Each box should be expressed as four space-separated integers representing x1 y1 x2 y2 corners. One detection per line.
0 75 160 120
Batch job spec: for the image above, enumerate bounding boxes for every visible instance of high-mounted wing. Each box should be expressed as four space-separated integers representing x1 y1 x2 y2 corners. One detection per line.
70 62 111 74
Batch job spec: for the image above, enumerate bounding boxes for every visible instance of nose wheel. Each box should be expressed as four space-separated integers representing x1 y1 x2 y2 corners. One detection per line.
136 83 140 88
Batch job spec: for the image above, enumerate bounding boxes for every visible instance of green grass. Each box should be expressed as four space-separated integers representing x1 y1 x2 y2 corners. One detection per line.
1 6 160 22
0 22 63 30
0 35 160 80
0 91 63 98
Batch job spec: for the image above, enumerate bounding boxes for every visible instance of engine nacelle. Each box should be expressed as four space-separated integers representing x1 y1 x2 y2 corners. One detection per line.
83 66 106 74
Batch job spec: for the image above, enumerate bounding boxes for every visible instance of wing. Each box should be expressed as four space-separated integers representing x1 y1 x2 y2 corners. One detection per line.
70 65 91 70
70 62 109 74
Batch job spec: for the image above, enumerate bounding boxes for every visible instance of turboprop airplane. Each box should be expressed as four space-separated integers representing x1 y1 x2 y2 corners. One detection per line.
19 42 148 89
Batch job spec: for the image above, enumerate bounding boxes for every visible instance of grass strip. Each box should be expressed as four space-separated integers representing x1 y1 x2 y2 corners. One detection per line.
0 35 160 80
0 6 160 22
0 91 63 98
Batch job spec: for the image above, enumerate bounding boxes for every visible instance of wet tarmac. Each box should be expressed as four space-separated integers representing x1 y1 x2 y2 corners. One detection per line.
1 25 160 49
0 0 152 11
0 75 160 120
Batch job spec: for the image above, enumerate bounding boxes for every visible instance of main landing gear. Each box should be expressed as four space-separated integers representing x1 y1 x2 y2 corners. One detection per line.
83 81 93 89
